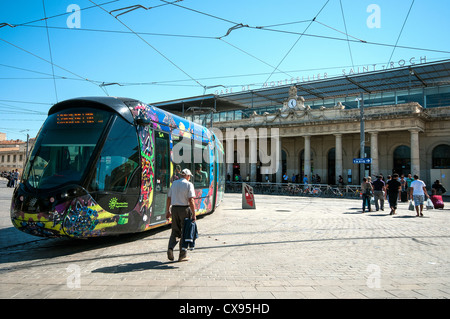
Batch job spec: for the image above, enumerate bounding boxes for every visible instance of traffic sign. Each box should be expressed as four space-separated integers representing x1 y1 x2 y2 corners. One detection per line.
353 158 372 164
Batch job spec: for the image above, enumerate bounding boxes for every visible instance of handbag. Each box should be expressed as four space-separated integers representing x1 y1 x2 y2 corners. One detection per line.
426 198 434 210
408 200 415 211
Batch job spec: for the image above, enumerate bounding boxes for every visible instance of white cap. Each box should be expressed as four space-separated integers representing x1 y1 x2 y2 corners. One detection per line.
181 168 193 176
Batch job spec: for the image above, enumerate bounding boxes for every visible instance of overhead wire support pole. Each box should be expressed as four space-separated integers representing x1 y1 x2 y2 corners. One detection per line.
359 92 365 181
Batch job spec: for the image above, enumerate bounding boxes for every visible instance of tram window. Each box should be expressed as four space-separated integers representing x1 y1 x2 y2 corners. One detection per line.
193 141 210 188
155 131 170 190
90 116 139 192
22 108 110 190
172 135 210 188
172 135 192 180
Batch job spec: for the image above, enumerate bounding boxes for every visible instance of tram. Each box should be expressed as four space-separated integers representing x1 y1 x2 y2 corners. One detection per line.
10 96 225 238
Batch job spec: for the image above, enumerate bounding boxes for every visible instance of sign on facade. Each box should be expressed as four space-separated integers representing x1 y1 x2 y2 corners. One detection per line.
353 158 372 164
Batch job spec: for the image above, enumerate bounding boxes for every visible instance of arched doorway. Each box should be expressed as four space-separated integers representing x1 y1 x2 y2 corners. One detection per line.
393 145 411 175
432 144 450 168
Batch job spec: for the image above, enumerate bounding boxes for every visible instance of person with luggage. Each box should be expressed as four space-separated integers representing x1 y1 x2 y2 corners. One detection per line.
409 175 430 217
166 168 197 262
431 180 446 209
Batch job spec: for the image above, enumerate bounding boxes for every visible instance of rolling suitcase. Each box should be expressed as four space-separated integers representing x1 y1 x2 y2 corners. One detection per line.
401 190 408 202
431 195 444 209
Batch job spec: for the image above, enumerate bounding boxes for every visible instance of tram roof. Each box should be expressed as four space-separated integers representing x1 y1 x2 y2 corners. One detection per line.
152 59 450 114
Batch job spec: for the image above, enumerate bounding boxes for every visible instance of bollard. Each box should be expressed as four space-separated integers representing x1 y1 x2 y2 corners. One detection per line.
242 183 256 209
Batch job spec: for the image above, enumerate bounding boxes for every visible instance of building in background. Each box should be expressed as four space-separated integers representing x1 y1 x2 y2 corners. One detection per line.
154 59 450 191
0 133 34 175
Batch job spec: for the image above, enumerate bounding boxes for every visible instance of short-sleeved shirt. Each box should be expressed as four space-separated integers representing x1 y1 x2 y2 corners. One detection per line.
387 179 401 196
406 178 414 187
410 179 426 196
168 178 196 206
372 179 385 191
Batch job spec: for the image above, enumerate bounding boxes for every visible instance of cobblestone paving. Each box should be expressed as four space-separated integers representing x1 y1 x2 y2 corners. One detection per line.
1 182 449 299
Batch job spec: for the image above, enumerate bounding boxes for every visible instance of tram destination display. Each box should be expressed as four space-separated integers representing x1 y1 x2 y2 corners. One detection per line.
56 111 105 125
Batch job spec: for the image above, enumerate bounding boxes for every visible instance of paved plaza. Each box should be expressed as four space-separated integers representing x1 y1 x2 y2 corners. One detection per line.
1 179 449 300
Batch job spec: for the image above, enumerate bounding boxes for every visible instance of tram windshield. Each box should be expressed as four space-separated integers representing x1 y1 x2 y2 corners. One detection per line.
23 108 110 190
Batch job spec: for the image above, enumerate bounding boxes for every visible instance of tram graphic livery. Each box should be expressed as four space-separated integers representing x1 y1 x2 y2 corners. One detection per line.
11 97 225 238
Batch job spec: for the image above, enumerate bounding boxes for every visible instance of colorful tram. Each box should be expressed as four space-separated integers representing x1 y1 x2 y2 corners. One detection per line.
11 97 225 238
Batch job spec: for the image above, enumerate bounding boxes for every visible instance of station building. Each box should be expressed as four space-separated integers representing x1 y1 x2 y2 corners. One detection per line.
155 59 450 190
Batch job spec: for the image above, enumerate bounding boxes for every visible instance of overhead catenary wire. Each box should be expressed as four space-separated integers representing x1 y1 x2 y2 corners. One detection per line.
0 37 107 94
42 0 58 103
386 0 415 68
339 0 354 70
0 0 121 28
263 0 331 85
88 0 206 91
0 0 448 108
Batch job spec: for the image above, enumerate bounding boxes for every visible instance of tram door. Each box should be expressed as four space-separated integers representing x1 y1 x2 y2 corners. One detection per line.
152 131 170 224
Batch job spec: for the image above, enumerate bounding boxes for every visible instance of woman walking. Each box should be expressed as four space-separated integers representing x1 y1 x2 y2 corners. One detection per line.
361 177 373 213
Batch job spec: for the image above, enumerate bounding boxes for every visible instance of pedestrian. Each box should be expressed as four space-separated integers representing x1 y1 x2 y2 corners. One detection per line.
338 175 344 187
409 175 430 217
316 174 321 183
303 174 308 190
361 177 373 212
406 173 414 200
399 174 408 202
385 173 401 215
13 169 19 187
372 175 385 211
166 168 196 262
431 180 446 195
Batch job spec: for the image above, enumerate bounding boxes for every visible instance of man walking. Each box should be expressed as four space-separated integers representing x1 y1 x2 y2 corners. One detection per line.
409 175 430 217
372 175 385 211
385 173 401 215
166 168 196 261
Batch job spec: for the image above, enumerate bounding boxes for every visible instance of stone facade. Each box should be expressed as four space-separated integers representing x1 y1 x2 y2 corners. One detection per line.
213 99 450 190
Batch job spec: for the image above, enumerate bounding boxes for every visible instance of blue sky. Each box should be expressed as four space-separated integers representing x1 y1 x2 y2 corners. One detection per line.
1 0 449 140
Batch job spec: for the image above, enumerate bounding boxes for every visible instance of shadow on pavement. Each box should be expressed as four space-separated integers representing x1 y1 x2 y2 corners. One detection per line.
0 226 169 265
92 260 178 273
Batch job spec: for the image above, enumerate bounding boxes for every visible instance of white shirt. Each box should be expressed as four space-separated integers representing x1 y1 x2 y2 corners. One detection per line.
410 179 426 196
168 177 196 206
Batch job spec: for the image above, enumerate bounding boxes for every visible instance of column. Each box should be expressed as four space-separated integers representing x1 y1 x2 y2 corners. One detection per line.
225 140 234 180
276 137 282 183
410 129 420 176
370 132 379 175
249 133 257 182
335 134 343 184
304 135 311 182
